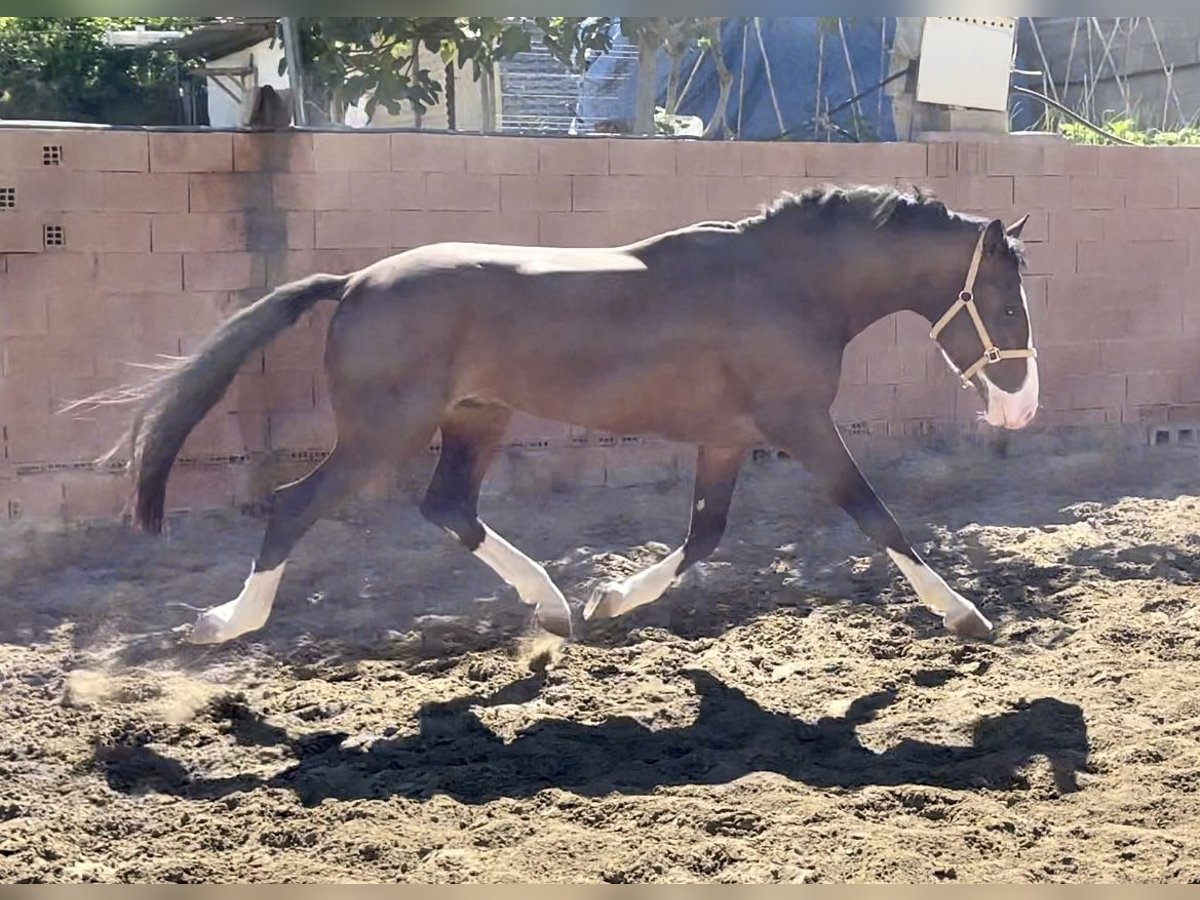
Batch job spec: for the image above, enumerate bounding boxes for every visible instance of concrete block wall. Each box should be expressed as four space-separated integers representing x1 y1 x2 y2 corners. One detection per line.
2 126 1199 523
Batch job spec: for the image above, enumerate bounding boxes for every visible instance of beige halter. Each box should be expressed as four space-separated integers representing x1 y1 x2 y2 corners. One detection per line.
929 229 1038 389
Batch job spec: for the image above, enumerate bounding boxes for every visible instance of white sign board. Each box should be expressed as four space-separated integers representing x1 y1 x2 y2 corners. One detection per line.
916 17 1017 112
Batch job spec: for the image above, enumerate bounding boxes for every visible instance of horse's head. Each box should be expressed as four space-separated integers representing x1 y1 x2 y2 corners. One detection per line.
930 215 1039 430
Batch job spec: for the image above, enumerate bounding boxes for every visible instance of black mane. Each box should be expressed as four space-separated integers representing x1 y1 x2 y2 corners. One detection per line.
739 184 1026 263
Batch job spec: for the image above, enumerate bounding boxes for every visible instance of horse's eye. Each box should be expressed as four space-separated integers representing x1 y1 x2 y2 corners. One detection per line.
1004 306 1018 317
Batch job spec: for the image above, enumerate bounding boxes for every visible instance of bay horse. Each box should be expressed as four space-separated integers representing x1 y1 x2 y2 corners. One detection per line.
102 185 1038 646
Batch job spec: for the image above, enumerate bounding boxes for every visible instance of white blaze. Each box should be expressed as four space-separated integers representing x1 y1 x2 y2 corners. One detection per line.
982 284 1039 430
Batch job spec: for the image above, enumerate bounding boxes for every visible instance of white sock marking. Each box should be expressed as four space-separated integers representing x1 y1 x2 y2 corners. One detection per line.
887 549 992 637
586 547 686 620
474 527 571 632
188 563 286 645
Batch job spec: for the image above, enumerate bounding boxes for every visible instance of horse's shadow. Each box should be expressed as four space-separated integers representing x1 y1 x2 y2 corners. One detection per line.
93 669 1090 806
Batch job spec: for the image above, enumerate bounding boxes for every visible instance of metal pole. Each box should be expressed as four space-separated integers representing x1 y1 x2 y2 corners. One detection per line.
480 68 495 133
281 16 308 126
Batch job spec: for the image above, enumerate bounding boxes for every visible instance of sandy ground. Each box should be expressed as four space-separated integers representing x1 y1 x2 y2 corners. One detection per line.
2 440 1200 883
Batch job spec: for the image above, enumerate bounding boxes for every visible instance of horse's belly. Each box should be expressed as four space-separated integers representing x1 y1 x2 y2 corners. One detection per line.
462 357 761 446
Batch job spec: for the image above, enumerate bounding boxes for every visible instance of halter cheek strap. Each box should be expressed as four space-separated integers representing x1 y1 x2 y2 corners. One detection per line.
929 229 1038 389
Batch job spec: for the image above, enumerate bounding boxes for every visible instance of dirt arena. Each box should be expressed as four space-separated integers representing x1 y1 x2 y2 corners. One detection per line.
2 439 1199 883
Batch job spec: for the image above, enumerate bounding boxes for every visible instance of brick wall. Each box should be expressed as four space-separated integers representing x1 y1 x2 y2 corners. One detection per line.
1 126 1198 523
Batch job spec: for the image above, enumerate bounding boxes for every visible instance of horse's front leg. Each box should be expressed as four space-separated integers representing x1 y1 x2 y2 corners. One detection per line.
584 444 746 621
755 403 992 639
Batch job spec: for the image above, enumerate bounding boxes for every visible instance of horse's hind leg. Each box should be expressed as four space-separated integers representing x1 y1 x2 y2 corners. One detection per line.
585 444 746 621
187 394 442 645
420 404 573 639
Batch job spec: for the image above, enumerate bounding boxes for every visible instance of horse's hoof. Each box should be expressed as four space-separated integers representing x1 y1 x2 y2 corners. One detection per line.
944 605 993 640
583 583 623 621
182 613 223 645
537 601 574 640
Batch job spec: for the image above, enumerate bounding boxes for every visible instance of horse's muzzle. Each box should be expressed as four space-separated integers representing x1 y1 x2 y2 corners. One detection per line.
980 359 1040 430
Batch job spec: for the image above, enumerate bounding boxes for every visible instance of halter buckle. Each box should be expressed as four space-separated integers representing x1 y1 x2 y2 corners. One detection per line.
985 346 1002 364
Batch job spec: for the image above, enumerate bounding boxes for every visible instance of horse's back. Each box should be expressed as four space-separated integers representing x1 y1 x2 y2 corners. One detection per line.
323 242 651 389
356 242 647 287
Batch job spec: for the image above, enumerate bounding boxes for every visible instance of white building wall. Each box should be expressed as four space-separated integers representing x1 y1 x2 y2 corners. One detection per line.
205 38 289 128
205 39 496 131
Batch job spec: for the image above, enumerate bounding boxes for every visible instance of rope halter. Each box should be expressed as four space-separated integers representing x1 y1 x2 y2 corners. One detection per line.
928 227 1038 389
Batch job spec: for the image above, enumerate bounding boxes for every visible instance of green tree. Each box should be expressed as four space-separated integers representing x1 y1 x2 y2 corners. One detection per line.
0 17 198 125
566 17 732 137
292 17 743 137
291 17 614 126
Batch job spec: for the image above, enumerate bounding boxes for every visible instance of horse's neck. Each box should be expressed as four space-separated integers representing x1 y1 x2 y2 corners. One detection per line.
832 234 967 340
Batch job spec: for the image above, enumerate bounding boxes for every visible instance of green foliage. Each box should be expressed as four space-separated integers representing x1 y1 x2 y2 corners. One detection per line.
654 107 702 136
0 17 196 125
620 17 703 45
817 17 862 34
293 17 614 122
610 18 728 134
293 16 747 133
1059 114 1200 146
533 17 614 72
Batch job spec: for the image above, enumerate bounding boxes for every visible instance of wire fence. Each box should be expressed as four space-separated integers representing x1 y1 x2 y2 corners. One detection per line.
1018 17 1200 134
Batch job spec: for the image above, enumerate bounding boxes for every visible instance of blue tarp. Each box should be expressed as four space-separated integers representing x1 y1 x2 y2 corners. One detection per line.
580 17 899 142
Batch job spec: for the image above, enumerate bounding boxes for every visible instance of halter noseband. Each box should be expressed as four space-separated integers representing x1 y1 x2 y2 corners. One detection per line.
929 228 1038 389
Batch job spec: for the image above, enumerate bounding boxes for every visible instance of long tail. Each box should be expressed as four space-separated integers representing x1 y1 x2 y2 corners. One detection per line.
78 273 350 534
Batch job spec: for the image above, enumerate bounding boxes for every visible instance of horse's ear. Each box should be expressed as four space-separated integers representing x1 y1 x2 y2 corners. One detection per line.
982 218 1008 255
1006 214 1030 239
